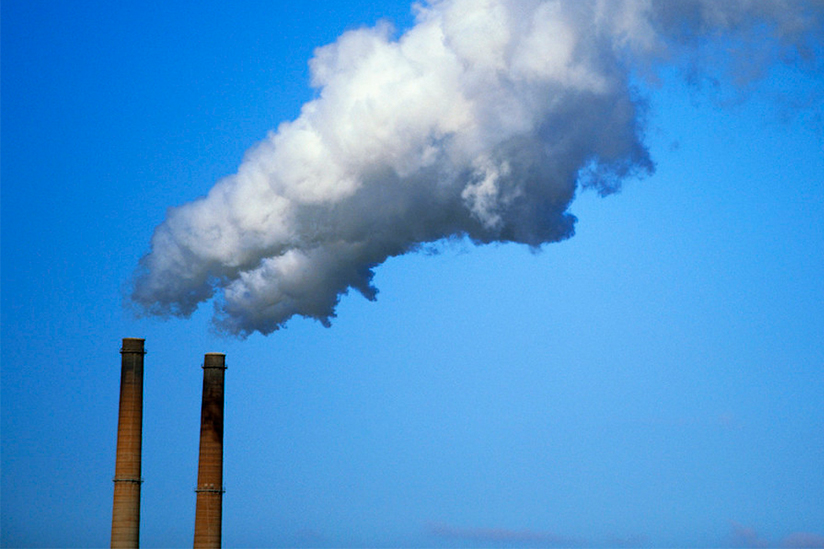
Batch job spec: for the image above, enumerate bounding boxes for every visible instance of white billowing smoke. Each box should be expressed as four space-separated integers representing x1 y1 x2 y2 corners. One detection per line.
131 0 822 336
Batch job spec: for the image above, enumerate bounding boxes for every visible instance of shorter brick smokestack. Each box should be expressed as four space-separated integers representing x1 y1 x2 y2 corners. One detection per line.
194 353 227 549
111 338 145 549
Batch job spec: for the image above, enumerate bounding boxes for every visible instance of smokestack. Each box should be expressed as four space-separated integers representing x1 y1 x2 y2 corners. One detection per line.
111 337 146 549
194 353 227 549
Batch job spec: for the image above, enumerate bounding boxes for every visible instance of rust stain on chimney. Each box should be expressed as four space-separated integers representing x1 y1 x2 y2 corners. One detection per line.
194 352 227 549
111 337 146 549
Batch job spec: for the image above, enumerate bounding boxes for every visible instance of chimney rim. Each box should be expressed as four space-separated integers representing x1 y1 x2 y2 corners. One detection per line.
120 337 146 354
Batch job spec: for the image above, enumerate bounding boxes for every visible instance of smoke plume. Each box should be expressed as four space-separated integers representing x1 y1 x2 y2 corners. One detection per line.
131 0 823 336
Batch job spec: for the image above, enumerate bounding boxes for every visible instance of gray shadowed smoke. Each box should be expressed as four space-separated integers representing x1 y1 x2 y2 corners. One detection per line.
130 0 823 337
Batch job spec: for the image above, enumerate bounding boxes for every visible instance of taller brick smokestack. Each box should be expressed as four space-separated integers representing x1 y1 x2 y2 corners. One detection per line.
111 337 146 549
194 353 227 549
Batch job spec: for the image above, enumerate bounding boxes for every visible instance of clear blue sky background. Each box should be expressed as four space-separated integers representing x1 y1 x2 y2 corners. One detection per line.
2 1 823 548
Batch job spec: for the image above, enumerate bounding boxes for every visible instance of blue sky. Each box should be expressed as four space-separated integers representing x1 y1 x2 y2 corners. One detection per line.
2 1 823 548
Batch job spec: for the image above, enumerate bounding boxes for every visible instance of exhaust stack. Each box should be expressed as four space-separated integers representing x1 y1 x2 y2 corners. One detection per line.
111 338 146 549
193 353 227 549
